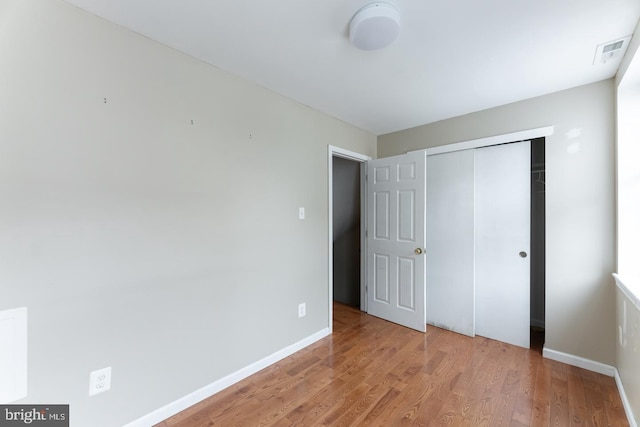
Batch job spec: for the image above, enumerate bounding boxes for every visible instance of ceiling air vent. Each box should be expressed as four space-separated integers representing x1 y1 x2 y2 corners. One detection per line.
593 36 632 65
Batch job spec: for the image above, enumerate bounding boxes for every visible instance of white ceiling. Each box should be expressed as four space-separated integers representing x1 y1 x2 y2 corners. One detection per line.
63 0 640 135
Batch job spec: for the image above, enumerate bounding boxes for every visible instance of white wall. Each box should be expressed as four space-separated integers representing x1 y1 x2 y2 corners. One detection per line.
616 288 640 424
379 80 616 365
616 17 640 292
615 17 640 425
0 0 376 425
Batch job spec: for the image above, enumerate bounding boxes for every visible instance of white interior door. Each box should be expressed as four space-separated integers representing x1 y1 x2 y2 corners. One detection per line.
426 150 476 336
475 141 531 348
366 151 426 332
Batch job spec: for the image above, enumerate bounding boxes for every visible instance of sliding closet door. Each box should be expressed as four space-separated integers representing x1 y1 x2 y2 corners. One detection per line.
475 141 531 348
426 150 475 336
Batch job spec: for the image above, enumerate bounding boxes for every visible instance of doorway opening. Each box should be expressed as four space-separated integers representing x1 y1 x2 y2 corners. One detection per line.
327 145 371 332
332 156 362 309
530 137 546 352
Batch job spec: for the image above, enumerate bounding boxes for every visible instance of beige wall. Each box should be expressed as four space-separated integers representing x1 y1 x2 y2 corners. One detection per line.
0 0 375 425
379 80 616 365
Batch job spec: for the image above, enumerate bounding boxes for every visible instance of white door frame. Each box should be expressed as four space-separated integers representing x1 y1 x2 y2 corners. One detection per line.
328 145 371 332
415 126 554 156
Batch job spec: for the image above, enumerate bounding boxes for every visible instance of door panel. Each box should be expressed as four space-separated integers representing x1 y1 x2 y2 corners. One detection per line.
398 257 415 309
374 254 390 303
475 141 531 348
374 192 390 239
426 150 476 336
398 190 415 241
366 151 426 332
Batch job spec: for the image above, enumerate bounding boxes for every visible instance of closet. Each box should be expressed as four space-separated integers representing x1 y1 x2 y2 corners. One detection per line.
425 140 534 348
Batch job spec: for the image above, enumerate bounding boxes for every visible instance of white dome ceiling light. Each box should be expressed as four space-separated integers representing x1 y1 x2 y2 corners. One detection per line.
349 2 401 51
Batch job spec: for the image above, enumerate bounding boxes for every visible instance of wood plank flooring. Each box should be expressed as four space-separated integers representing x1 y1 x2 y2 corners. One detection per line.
156 303 628 426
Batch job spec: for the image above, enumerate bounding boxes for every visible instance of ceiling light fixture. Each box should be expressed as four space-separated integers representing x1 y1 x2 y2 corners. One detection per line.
349 2 400 51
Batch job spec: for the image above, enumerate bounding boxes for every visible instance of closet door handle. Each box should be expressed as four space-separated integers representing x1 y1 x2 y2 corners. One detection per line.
519 251 527 258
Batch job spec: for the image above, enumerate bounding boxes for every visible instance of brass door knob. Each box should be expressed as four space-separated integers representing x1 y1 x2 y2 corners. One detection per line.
415 248 425 255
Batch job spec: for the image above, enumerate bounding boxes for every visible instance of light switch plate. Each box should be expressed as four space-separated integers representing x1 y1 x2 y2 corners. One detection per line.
299 207 305 220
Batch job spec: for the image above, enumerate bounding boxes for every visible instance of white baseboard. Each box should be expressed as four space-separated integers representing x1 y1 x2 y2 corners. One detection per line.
543 347 637 426
542 346 616 376
123 327 331 427
615 369 638 427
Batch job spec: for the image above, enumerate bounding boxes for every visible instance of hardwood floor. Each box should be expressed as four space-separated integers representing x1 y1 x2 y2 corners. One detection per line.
156 303 628 426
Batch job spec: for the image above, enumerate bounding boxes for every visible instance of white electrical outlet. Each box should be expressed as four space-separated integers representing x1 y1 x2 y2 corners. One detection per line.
89 367 111 396
298 303 306 318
